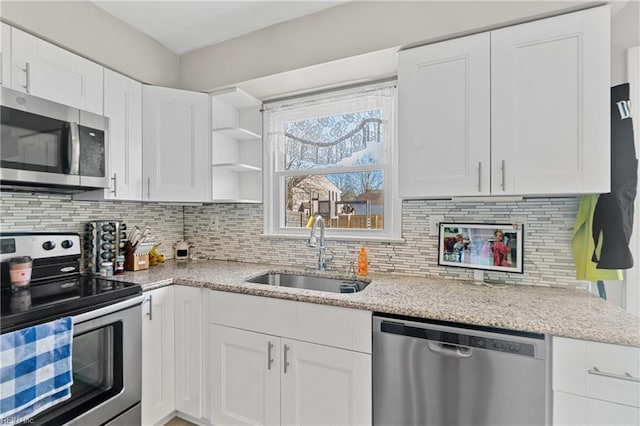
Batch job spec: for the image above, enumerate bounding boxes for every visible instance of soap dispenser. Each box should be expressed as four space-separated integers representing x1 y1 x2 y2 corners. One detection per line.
357 247 368 277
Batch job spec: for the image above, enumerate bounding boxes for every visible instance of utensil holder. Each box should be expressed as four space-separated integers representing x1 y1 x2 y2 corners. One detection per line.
125 242 149 271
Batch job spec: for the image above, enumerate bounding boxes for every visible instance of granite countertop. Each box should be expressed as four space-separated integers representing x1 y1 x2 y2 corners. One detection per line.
111 259 640 347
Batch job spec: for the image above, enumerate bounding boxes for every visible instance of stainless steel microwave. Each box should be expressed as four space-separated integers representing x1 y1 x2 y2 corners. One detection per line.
1 87 109 190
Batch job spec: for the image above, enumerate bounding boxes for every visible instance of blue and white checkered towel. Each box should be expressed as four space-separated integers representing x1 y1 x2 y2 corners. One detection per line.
0 317 73 422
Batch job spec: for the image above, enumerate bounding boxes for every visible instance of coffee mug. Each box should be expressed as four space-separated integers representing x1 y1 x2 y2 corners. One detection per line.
9 256 33 288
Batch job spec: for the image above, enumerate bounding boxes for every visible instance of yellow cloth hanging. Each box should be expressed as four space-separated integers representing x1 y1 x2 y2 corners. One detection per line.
572 195 623 281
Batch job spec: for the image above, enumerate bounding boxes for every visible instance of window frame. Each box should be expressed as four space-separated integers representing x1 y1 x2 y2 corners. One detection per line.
262 81 402 242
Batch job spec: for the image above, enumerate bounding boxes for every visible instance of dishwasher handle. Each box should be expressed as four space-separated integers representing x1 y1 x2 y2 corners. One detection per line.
427 341 473 358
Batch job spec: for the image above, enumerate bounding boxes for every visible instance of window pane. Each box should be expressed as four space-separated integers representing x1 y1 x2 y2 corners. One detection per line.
284 172 384 229
284 110 384 170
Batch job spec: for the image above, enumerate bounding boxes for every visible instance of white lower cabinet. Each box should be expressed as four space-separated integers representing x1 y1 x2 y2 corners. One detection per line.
281 338 371 426
174 286 203 420
208 290 372 426
142 286 175 426
552 337 640 426
211 325 281 425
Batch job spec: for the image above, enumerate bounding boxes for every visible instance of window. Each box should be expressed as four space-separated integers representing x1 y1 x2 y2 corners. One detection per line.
263 82 400 240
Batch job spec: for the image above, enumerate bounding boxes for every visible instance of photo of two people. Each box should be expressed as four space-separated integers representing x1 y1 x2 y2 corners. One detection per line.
438 223 523 273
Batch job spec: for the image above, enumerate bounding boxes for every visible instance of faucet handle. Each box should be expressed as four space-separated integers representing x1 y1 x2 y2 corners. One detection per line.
348 260 356 275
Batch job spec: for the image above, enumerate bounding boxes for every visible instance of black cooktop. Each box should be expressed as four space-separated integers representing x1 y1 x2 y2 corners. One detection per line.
1 275 142 333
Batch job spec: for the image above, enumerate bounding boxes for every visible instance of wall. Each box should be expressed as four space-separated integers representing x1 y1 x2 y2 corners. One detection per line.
611 0 640 85
0 192 184 260
0 0 179 86
179 0 594 91
183 198 586 288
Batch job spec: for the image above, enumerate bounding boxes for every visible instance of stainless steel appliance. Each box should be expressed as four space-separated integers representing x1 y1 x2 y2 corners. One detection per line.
0 87 109 191
373 314 549 426
1 232 142 425
84 221 127 275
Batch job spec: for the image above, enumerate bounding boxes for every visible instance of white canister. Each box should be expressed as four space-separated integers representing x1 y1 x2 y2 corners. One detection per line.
174 241 191 260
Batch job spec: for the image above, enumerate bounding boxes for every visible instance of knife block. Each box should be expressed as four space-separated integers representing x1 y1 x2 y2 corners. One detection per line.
125 242 149 271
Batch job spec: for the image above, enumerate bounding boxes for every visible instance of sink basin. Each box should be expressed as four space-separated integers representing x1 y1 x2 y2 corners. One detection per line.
246 272 369 294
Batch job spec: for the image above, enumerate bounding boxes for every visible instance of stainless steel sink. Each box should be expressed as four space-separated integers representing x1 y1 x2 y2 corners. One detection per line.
246 272 369 294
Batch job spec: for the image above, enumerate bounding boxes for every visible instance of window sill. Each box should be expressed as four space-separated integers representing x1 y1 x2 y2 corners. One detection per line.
261 233 405 244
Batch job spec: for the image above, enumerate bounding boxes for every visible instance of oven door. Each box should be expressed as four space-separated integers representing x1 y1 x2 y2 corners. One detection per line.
33 295 143 426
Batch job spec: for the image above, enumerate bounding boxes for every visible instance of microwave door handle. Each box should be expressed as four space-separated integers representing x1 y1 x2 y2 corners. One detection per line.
69 122 80 175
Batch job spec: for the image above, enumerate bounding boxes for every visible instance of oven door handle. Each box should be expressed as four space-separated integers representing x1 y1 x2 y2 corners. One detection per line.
73 295 144 324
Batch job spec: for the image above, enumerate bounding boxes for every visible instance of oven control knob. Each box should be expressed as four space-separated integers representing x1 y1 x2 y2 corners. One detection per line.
102 224 113 232
42 241 56 250
61 239 74 249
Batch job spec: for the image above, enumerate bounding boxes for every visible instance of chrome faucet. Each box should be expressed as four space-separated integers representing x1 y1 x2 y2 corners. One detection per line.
308 215 332 271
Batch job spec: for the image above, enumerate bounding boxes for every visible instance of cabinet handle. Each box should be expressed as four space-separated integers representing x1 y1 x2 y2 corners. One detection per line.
145 294 153 320
147 177 151 199
23 62 31 93
500 160 506 191
477 161 482 192
111 173 117 197
283 344 290 374
588 367 640 383
267 341 274 370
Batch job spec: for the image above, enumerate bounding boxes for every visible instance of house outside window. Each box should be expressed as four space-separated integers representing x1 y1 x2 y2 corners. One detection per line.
263 82 401 241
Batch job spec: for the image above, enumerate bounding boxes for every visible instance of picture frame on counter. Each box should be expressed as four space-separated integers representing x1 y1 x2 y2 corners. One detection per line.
438 223 524 274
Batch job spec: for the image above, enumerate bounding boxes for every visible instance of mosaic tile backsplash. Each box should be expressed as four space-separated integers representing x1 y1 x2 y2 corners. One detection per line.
183 198 583 288
0 192 184 259
0 192 583 288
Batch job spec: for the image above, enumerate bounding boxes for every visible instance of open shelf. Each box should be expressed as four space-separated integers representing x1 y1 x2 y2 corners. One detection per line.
211 163 261 173
212 127 261 141
210 87 262 110
211 87 263 203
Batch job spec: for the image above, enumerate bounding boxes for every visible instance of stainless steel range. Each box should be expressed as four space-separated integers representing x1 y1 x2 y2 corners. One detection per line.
1 232 143 425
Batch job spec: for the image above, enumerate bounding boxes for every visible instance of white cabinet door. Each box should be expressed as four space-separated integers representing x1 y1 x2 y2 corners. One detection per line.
10 27 103 114
398 33 491 198
142 86 210 202
585 397 640 426
103 69 142 200
491 6 610 195
553 391 640 426
174 286 203 419
1 23 10 86
281 339 372 426
141 287 175 426
210 325 281 426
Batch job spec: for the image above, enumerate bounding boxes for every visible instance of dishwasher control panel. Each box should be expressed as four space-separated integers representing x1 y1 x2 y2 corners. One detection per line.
380 320 537 357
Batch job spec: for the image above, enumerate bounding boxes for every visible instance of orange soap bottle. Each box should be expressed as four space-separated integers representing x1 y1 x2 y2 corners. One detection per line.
357 247 368 277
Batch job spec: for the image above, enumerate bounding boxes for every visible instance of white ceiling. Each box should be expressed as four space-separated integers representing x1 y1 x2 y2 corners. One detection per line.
93 0 346 54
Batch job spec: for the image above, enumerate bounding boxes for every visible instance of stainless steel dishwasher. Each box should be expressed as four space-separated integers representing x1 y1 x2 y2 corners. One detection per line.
373 314 549 426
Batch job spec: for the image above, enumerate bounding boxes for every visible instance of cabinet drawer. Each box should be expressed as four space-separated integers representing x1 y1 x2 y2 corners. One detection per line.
209 290 372 353
553 391 640 425
553 337 640 407
296 302 372 353
209 290 295 337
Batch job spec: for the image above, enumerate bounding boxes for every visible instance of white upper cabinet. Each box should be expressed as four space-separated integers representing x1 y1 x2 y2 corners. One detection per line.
399 6 610 198
491 6 610 195
142 85 210 202
211 88 263 203
1 23 10 86
103 69 143 200
399 33 491 198
9 27 103 114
